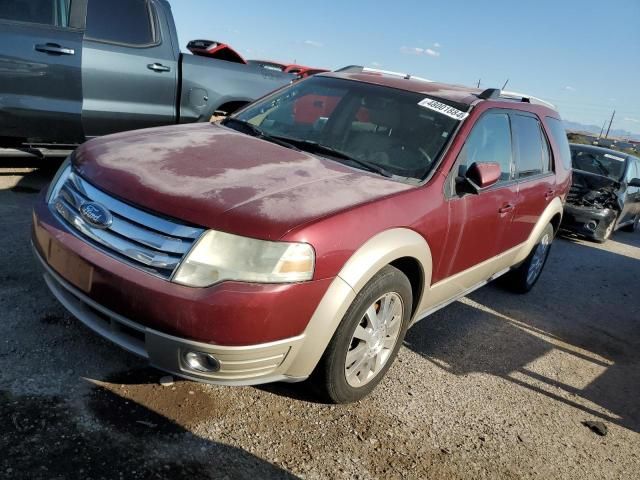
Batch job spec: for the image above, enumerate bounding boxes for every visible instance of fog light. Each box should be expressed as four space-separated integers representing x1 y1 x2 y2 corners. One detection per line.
182 351 220 373
586 221 597 231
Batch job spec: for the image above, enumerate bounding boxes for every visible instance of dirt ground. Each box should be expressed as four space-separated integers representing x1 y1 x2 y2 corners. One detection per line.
1 153 639 480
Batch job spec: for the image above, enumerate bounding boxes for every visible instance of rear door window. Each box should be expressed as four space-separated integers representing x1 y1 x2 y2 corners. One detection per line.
0 0 70 26
512 114 546 178
86 0 155 45
458 112 513 183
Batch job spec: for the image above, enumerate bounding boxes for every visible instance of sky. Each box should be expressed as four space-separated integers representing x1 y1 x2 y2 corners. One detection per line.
168 0 640 134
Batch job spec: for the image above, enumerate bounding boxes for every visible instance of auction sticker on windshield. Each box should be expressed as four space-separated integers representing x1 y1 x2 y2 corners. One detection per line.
604 153 625 162
418 98 469 121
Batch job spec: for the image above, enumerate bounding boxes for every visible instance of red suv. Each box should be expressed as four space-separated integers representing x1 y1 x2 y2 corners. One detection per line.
33 68 571 403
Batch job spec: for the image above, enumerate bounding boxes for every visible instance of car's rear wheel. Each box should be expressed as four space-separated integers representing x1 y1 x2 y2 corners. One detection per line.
503 223 554 294
621 214 639 233
313 265 412 404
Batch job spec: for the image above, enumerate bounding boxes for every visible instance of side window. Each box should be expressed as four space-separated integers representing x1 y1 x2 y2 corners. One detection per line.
512 114 545 178
458 113 513 182
544 117 572 171
86 0 155 45
540 128 552 173
0 0 70 27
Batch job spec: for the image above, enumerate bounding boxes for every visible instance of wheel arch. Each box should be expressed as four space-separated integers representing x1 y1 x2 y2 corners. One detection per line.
284 228 432 378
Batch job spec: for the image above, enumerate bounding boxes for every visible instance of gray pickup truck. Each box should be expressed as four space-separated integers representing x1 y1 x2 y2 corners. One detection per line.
0 0 293 148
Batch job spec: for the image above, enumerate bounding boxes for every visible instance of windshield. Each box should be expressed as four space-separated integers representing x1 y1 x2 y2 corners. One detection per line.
571 147 627 181
229 76 461 180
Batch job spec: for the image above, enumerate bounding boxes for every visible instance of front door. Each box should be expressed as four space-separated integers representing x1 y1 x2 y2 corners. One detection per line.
0 0 84 144
81 0 178 138
436 111 518 282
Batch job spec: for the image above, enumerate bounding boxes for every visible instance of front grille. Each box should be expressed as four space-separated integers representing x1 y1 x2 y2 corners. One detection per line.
51 171 204 279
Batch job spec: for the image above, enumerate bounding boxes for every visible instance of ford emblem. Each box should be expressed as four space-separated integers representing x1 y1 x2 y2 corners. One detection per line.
79 202 113 229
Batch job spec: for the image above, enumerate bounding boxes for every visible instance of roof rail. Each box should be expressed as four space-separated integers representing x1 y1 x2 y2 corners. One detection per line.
501 90 556 109
335 65 432 83
476 88 555 109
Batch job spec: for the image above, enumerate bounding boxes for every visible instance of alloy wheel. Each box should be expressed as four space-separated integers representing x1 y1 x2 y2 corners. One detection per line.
527 233 551 285
344 292 404 388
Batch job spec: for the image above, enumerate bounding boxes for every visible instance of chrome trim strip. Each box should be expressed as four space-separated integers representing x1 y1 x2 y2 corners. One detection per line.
60 183 193 254
54 198 182 271
68 172 203 239
51 171 205 278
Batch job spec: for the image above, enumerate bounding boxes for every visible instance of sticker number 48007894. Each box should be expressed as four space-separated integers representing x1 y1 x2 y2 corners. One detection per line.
418 98 469 121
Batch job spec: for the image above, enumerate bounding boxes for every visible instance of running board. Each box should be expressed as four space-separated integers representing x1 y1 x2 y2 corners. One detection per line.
410 267 510 326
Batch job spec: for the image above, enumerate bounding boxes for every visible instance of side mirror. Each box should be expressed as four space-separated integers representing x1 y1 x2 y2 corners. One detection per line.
463 162 501 193
629 178 640 188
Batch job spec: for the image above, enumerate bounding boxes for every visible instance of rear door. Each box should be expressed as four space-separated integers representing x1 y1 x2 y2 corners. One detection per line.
0 0 85 144
81 0 178 138
508 113 556 245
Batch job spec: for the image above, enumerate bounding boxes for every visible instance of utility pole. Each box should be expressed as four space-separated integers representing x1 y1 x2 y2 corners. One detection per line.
605 109 616 139
598 119 607 139
477 78 481 88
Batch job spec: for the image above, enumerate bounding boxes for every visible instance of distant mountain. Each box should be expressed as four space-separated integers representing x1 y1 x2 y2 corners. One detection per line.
564 120 640 141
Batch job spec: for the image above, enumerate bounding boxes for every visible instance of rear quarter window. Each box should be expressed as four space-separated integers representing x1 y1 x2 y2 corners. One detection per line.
544 117 572 171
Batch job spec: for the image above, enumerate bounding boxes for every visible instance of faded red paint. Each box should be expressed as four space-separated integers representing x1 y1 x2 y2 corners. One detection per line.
33 73 572 346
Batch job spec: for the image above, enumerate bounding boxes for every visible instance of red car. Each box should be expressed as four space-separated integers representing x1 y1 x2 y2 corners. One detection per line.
33 68 571 403
186 39 247 64
247 59 329 78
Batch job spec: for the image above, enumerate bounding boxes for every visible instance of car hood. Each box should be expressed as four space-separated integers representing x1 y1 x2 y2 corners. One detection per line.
73 123 412 239
571 169 621 192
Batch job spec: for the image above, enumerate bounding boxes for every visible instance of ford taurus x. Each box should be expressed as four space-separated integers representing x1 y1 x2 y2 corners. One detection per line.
33 68 572 403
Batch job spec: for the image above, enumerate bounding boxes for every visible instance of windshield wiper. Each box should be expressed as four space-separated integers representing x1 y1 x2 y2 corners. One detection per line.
272 137 393 178
222 118 301 151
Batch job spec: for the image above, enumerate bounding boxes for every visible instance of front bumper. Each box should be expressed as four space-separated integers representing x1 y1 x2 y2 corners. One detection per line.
31 194 338 385
561 204 617 240
34 245 308 385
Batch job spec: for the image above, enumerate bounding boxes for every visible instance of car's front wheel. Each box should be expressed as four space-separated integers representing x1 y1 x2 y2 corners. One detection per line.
313 265 412 404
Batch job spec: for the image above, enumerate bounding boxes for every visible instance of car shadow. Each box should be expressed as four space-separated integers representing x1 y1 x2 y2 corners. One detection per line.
0 155 64 193
404 237 640 433
1 381 299 479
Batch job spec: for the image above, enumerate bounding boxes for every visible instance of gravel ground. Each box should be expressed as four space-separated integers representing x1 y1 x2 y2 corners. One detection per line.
1 154 639 479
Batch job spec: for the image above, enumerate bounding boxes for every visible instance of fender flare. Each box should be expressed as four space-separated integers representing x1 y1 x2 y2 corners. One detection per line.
284 228 432 377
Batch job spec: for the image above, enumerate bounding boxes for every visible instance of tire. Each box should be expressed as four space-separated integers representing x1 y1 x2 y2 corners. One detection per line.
502 223 554 294
621 214 639 233
312 265 413 404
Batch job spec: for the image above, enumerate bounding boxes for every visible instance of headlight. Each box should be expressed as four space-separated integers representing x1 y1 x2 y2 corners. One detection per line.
173 230 315 287
46 156 72 203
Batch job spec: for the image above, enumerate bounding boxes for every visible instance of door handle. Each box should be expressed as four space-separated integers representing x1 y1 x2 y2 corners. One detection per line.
147 63 171 72
35 43 75 55
498 204 514 214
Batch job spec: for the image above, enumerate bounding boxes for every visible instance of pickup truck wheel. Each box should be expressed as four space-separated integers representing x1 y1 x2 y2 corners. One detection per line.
621 214 639 233
313 265 412 404
503 223 554 294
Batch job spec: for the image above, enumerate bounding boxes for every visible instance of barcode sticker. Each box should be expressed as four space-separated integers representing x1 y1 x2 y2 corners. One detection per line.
418 98 469 121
